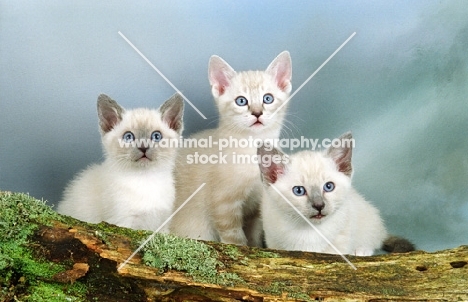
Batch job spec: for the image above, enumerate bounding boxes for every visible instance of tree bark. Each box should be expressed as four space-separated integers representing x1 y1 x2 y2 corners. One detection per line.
1 192 467 301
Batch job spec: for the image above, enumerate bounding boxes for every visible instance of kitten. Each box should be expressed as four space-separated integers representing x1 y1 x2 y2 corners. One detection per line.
169 51 292 246
258 132 414 255
57 93 184 232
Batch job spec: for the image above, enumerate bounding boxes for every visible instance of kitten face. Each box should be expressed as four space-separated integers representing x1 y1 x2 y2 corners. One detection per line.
258 132 353 225
275 151 351 224
209 51 292 135
97 94 184 170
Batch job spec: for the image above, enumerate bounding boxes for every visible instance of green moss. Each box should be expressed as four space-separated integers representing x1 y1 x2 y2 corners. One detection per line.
261 281 312 301
221 244 243 260
380 287 406 296
264 281 289 295
142 233 244 286
93 221 150 249
0 192 59 241
4 244 63 278
0 192 87 301
217 244 251 266
0 192 64 284
0 253 13 271
27 282 87 302
249 249 280 259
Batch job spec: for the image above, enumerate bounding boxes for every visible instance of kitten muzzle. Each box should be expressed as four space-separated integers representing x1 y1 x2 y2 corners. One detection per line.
310 213 325 219
136 153 151 162
251 118 264 127
137 148 151 161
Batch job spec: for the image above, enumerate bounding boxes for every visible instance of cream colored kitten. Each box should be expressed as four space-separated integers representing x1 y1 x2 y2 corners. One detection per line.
169 51 292 246
258 132 388 256
58 93 184 232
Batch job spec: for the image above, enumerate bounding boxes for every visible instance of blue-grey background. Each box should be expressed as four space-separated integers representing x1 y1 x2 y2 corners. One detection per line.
1 1 467 252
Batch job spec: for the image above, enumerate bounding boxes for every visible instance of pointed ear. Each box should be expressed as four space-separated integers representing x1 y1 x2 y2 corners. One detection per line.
327 131 354 177
266 51 292 93
208 55 236 98
257 145 286 184
160 93 184 134
97 94 124 134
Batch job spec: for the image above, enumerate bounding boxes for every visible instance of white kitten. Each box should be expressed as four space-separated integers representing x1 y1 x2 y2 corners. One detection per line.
58 93 184 232
169 51 292 246
258 132 388 256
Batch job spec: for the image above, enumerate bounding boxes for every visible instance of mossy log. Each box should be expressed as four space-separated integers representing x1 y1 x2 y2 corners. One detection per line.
1 191 467 301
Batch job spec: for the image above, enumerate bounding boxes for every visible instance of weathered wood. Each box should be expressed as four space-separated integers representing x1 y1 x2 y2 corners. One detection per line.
1 191 467 301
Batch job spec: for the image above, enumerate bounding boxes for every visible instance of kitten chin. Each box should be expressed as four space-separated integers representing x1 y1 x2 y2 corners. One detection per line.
58 93 184 232
169 51 292 246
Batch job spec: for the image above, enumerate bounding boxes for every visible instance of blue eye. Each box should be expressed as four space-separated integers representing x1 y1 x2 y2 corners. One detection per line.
123 131 134 142
235 96 248 106
263 93 274 104
292 186 307 196
151 131 162 142
323 182 335 192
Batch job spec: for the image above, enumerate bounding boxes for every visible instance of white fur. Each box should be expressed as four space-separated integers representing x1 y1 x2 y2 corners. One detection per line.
58 94 184 232
169 51 292 246
260 133 387 255
59 164 175 231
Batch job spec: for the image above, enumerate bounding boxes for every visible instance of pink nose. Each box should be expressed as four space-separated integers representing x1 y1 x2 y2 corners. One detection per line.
252 111 262 118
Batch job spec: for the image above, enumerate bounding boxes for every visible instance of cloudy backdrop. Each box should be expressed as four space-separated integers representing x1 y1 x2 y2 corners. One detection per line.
1 1 467 252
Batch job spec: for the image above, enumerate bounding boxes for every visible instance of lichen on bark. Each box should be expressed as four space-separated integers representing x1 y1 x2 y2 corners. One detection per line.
1 191 467 301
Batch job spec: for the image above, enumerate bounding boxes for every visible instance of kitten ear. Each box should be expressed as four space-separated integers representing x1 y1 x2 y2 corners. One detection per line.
208 55 236 98
266 51 292 93
97 94 124 134
327 131 353 177
160 93 184 134
257 145 286 184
